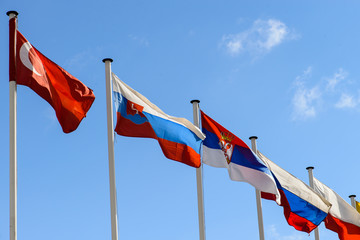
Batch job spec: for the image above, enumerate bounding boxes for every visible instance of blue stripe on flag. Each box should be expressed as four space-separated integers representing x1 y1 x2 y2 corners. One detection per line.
144 113 202 152
114 91 202 153
231 146 272 175
202 128 221 149
283 188 328 226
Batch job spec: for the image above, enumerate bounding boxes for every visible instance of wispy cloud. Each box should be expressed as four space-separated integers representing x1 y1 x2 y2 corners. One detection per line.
221 19 297 56
268 225 307 240
292 67 322 120
291 67 360 120
128 34 149 47
326 68 347 91
335 93 357 108
64 47 102 70
295 66 312 83
292 84 321 120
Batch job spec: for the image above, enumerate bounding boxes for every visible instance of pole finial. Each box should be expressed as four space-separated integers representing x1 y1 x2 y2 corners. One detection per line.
102 58 113 63
190 99 200 104
6 11 18 16
249 136 258 140
306 166 314 170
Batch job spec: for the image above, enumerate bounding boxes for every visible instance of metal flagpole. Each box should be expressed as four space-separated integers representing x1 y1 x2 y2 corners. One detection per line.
7 10 18 240
249 136 265 240
306 166 320 240
103 58 119 240
349 195 357 209
190 100 206 240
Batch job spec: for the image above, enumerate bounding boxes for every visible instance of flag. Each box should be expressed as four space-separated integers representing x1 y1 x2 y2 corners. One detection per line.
112 73 205 168
313 177 360 240
356 201 360 214
9 18 95 133
258 152 331 233
200 111 280 202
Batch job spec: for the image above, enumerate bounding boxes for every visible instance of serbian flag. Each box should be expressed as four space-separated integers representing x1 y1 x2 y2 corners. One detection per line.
313 177 360 240
112 73 205 168
9 18 95 133
258 152 331 233
200 111 280 202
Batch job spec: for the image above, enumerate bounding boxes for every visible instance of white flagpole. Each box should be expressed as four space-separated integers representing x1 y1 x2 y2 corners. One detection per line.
190 100 206 240
349 195 356 209
306 166 320 240
103 58 119 240
249 136 265 240
7 10 18 240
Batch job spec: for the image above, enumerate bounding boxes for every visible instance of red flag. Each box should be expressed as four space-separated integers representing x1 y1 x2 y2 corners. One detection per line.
9 18 95 133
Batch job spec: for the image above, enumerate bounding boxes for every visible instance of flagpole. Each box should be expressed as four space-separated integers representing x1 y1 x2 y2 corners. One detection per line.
249 136 265 240
306 166 320 240
190 100 206 240
349 195 356 209
7 10 18 240
103 58 119 240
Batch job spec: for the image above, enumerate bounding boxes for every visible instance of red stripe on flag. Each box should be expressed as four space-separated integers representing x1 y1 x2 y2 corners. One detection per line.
115 112 157 139
325 214 360 240
158 138 201 168
115 113 201 167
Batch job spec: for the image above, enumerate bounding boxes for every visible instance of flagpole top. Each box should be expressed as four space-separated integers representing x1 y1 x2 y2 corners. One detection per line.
306 166 314 170
349 195 356 198
190 100 200 104
102 58 113 63
6 11 18 16
249 136 258 140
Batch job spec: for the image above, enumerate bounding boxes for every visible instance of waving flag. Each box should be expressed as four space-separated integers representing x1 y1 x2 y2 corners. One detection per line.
112 73 205 168
313 177 360 240
9 18 95 133
200 111 280 202
258 152 331 233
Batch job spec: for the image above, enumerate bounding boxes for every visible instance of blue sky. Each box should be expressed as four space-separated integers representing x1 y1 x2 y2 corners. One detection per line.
1 1 360 239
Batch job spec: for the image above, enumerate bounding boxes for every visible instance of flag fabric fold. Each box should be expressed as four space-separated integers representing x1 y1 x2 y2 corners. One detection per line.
258 152 331 233
9 18 95 133
313 177 360 240
200 111 280 203
112 73 205 168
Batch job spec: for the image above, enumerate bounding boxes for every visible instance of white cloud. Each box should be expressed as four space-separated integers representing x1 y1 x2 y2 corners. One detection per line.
224 36 243 55
335 93 357 108
222 18 295 56
292 84 321 120
292 67 322 120
291 67 360 120
326 68 347 91
256 19 289 50
295 66 312 83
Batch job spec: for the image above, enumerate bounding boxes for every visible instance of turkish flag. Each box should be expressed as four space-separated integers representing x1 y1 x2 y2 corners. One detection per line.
9 18 95 133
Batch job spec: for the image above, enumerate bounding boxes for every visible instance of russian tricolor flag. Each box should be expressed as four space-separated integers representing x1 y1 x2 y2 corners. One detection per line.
258 152 331 233
112 73 205 168
201 111 281 202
